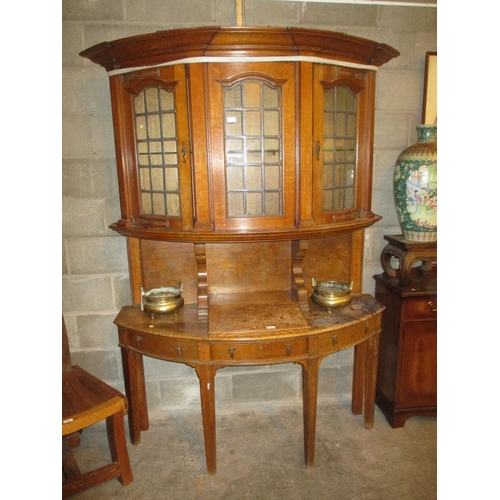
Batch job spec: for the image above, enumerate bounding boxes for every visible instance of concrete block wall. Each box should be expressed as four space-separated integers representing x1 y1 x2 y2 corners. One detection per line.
62 0 436 418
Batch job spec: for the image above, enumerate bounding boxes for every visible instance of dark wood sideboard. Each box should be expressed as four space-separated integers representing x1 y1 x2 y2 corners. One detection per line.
374 236 437 428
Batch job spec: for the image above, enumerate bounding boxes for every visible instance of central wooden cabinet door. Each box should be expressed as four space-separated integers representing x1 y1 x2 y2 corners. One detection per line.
207 62 297 230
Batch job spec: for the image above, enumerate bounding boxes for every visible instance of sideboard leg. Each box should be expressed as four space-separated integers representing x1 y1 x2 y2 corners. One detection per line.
301 358 319 467
351 342 366 415
363 333 380 429
195 365 218 475
120 346 148 445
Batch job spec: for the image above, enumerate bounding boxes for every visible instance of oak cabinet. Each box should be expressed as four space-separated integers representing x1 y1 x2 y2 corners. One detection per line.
80 26 398 314
80 28 399 472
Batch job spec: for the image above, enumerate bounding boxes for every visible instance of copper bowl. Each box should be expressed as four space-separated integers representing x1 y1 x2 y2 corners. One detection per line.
311 277 353 313
141 283 184 318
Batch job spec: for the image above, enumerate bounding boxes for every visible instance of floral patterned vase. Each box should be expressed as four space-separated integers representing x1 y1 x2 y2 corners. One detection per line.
393 125 437 242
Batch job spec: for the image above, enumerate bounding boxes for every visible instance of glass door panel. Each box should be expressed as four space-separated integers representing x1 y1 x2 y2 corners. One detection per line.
322 86 357 212
134 87 181 217
224 80 282 218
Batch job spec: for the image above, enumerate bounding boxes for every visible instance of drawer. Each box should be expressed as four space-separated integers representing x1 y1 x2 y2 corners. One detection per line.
121 330 199 362
403 295 437 321
210 338 308 363
317 319 375 355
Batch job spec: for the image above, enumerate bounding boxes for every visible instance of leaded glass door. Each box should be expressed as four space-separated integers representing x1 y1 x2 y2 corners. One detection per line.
208 62 297 230
122 65 193 230
312 65 371 225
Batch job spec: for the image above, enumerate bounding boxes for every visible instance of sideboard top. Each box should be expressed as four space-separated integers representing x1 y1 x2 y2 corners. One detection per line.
80 26 400 73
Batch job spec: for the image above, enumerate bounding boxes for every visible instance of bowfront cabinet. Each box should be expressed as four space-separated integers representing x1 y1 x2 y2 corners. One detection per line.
80 27 399 474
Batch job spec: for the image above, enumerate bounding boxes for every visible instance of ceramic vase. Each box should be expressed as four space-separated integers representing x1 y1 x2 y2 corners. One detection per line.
393 125 437 242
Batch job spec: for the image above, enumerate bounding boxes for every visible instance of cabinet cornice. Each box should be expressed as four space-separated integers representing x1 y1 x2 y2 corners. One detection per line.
80 26 399 73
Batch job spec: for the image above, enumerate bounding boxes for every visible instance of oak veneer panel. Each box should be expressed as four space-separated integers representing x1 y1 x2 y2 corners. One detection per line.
302 234 352 293
140 240 198 305
205 241 292 296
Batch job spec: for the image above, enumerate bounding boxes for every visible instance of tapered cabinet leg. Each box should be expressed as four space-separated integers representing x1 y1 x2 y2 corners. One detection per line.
351 334 380 429
195 365 218 475
301 358 320 467
351 341 366 415
363 333 380 429
120 346 149 444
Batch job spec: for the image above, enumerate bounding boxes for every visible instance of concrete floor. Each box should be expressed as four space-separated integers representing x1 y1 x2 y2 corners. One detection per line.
66 400 436 499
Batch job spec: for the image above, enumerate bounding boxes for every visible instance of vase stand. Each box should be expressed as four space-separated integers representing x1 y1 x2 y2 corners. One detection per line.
380 234 437 285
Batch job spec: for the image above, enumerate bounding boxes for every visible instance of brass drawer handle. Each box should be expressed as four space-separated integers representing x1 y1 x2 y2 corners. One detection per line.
285 344 292 356
136 336 142 348
332 335 338 346
228 348 236 359
177 345 183 356
428 301 437 312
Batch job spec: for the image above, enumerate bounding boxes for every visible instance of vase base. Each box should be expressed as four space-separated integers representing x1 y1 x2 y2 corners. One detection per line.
402 230 437 243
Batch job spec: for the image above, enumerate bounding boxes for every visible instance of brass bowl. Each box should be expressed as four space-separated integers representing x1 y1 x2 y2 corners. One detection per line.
141 283 184 318
311 278 353 313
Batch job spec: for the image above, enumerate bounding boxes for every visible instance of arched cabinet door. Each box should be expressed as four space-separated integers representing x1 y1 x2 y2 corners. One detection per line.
109 64 194 232
312 65 376 226
207 62 297 231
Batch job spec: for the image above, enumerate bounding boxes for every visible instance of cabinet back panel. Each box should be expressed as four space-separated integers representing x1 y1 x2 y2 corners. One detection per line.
140 240 199 305
206 241 291 295
302 234 352 292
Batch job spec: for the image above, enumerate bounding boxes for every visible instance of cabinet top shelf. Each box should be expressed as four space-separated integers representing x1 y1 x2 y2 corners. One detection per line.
80 26 400 73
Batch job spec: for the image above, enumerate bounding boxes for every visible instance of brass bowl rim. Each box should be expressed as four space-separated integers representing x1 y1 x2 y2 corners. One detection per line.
142 286 182 301
312 280 351 296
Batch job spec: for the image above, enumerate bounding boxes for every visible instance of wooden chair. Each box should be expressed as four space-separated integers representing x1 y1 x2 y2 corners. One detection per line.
62 316 133 498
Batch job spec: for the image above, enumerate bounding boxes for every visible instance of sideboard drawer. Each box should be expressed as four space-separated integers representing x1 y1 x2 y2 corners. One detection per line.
317 323 364 354
403 295 437 321
317 318 378 355
121 330 199 361
210 338 308 363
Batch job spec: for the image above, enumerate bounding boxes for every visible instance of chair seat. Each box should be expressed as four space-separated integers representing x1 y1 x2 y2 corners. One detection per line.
63 366 128 435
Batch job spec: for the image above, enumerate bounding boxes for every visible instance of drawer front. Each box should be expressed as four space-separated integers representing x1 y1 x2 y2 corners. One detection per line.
121 330 199 362
210 338 308 363
403 295 437 321
317 318 377 355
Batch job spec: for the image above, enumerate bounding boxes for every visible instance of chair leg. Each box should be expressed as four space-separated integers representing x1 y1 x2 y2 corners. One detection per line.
106 411 134 486
62 437 81 480
65 431 82 449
